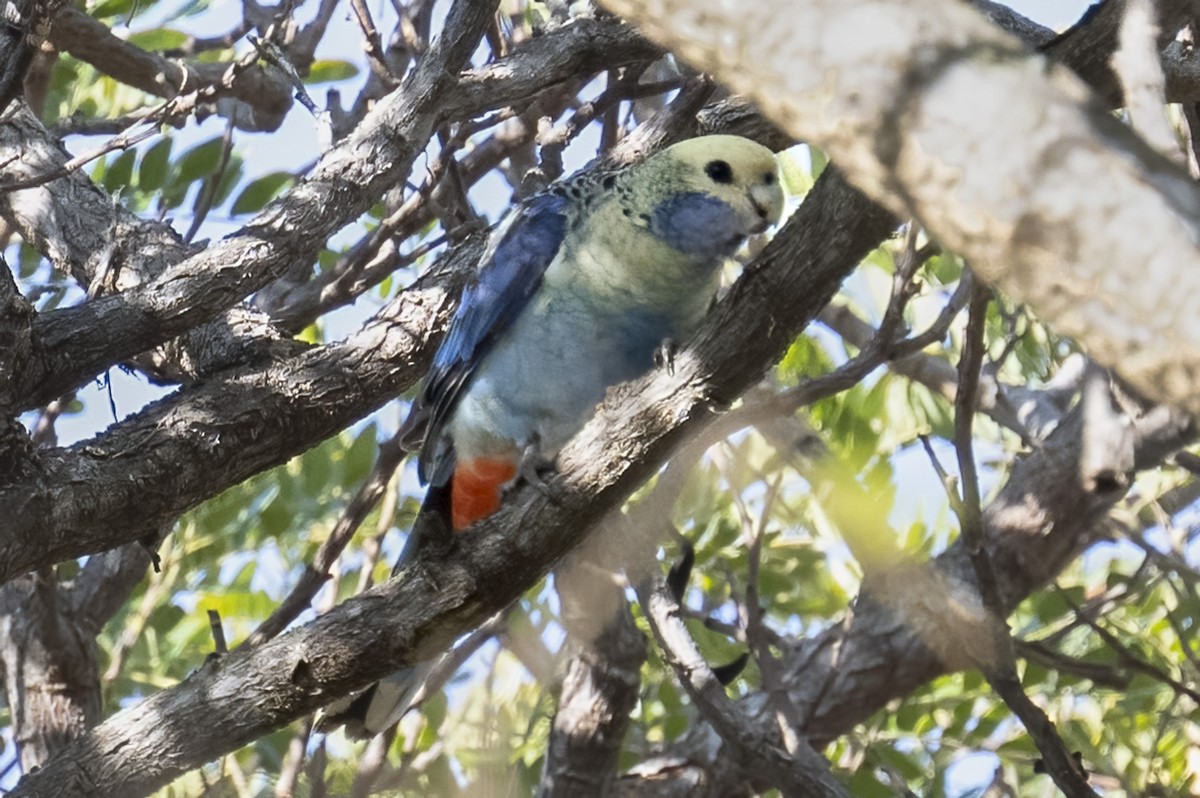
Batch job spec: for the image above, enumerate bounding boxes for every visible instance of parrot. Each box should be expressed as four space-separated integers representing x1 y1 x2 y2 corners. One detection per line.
407 133 786 531
322 134 784 738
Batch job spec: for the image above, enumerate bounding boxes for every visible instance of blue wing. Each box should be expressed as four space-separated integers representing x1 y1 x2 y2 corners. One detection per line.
405 192 570 485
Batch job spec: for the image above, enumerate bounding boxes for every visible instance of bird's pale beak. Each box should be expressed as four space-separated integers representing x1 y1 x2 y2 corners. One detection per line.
750 183 784 229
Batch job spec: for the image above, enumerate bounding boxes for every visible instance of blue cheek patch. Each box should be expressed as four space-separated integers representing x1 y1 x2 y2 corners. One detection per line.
649 192 741 257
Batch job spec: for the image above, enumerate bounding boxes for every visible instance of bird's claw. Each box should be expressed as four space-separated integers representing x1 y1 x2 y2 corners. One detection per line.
502 440 558 501
654 338 678 376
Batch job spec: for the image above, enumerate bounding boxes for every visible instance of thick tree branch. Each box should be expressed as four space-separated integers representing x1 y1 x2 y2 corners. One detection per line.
539 558 645 798
0 570 101 772
49 8 293 132
0 103 301 409
0 74 713 590
600 0 1200 416
1040 0 1195 107
0 237 479 584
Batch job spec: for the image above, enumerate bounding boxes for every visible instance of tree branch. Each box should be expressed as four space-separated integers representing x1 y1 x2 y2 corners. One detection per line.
637 578 850 798
48 8 293 132
0 237 479 585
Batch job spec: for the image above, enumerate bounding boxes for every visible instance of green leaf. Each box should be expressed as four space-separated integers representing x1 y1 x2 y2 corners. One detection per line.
777 146 812 195
18 242 41 278
127 28 188 51
174 136 225 186
103 149 137 192
847 767 893 798
662 712 689 740
259 493 293 536
230 171 293 215
138 137 172 192
301 440 335 496
296 321 322 345
927 251 962 285
306 60 359 84
872 745 924 781
776 332 833 387
809 146 828 180
342 425 378 486
89 0 133 19
413 693 448 753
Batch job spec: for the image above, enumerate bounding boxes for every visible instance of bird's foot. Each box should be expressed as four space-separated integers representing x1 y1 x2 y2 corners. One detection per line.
502 440 558 501
654 338 679 376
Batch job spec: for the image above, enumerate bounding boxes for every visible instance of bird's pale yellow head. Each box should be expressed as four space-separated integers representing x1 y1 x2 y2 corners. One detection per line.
657 134 785 235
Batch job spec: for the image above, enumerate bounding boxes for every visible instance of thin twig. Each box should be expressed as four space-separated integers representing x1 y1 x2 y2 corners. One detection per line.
0 122 159 193
1065 593 1200 705
954 276 999 609
349 0 400 88
637 578 853 798
398 611 510 714
208 609 228 655
185 118 236 243
273 717 313 798
952 276 1096 797
244 433 408 648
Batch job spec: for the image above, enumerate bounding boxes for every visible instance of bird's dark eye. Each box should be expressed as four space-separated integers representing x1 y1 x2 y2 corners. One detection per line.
705 159 734 184
763 172 776 185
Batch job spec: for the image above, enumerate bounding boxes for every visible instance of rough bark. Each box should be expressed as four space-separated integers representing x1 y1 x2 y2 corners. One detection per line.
0 571 102 773
48 8 294 132
0 239 478 584
4 0 1195 792
0 0 501 411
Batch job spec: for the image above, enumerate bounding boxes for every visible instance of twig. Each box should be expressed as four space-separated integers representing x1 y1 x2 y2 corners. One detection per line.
742 475 806 754
954 277 999 608
0 121 159 193
399 611 510 717
184 118 235 243
533 69 688 184
772 276 970 417
349 0 400 88
1065 593 1200 705
917 434 966 519
162 23 253 58
349 728 396 798
1013 638 1130 690
30 393 70 447
952 276 1096 797
49 109 160 137
636 578 853 798
208 609 228 655
244 433 408 648
273 716 312 798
